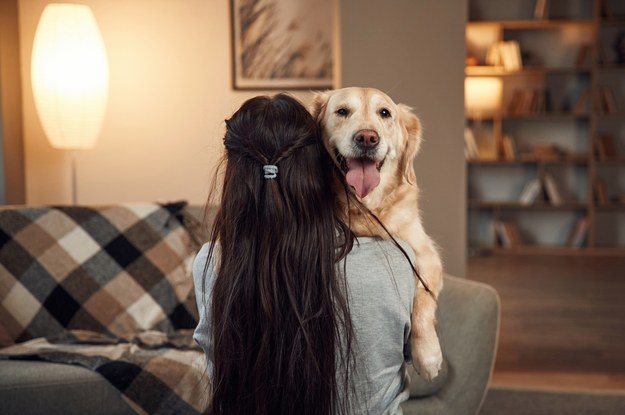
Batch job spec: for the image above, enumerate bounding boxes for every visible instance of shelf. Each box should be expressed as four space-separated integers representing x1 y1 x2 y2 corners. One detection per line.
595 203 625 211
466 66 592 76
467 20 595 29
487 246 584 255
595 113 625 120
597 64 625 72
595 158 625 165
502 112 591 120
468 155 589 165
600 18 625 27
474 245 625 256
466 113 591 121
468 201 588 210
466 0 625 254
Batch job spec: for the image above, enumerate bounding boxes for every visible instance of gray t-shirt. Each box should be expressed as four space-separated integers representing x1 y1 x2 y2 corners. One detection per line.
193 237 415 414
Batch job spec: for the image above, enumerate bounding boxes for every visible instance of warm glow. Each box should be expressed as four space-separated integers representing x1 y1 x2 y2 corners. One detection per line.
31 3 109 150
465 77 502 117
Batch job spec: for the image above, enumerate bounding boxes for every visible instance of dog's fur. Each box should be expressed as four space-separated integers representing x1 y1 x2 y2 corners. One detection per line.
312 87 443 380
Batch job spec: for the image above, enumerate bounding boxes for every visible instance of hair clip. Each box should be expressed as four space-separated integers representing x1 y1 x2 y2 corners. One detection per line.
263 165 278 179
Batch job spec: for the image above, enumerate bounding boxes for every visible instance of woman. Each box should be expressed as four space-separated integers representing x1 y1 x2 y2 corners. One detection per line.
193 94 415 415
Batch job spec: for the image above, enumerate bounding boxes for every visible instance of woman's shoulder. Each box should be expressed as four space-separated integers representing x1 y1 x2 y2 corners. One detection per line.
193 242 211 265
192 242 213 284
346 236 416 291
350 237 415 262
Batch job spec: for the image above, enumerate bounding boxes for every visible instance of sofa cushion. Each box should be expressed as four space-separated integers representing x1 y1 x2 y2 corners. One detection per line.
0 360 135 415
0 202 200 346
0 331 209 414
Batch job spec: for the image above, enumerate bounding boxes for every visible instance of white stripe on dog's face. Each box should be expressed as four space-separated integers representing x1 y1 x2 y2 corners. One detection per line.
321 87 402 162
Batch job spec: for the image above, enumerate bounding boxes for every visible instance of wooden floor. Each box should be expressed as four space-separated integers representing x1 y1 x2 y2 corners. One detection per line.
467 253 625 393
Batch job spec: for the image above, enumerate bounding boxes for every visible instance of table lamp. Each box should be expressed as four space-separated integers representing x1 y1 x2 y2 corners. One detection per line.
465 77 502 119
465 77 502 161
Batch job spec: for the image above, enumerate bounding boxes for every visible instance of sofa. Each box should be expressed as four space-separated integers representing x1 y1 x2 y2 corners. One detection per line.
0 202 499 415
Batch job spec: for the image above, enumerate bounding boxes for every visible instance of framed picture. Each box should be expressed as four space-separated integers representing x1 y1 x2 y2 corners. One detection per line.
231 0 336 90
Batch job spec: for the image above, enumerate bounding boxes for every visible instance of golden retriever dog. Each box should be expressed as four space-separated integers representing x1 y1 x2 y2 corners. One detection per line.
312 87 444 380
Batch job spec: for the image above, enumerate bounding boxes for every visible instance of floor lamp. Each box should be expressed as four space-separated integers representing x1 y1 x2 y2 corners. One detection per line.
31 3 109 204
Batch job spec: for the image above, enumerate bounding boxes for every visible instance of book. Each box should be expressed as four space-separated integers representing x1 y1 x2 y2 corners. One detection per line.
506 41 522 71
591 87 619 114
595 134 618 160
533 144 564 161
575 44 592 68
501 134 517 161
507 89 522 115
519 178 542 205
464 127 479 160
534 0 548 20
494 220 523 248
475 132 499 161
508 88 546 115
573 88 591 115
494 221 510 248
566 217 589 248
485 44 500 67
543 174 563 206
593 177 608 204
601 87 618 114
486 41 522 71
506 222 523 247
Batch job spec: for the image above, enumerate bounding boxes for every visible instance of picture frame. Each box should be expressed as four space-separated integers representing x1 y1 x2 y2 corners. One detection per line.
231 0 336 90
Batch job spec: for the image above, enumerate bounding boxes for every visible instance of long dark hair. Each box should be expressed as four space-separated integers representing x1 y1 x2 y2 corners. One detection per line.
205 94 356 415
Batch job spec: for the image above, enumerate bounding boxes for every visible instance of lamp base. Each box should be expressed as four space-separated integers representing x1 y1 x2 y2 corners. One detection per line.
70 150 77 205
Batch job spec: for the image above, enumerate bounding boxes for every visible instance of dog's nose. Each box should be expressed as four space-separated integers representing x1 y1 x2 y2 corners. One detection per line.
353 129 379 148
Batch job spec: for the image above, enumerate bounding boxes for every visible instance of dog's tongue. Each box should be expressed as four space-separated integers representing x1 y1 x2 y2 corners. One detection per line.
346 158 380 198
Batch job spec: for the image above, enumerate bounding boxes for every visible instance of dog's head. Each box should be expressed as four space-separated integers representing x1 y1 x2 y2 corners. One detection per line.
312 87 422 200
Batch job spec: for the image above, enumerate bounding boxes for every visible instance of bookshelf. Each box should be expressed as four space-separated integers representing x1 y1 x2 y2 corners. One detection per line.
466 0 625 254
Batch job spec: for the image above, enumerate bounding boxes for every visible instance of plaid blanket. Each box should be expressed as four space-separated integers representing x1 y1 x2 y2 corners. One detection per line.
0 330 209 414
0 202 209 414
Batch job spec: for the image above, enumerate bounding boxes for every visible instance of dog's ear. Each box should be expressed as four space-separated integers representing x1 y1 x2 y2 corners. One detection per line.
311 91 330 121
398 104 422 186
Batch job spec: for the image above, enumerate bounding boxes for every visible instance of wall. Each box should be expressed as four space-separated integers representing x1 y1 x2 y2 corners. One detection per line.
1 0 25 204
18 0 312 205
0 115 4 204
340 0 467 276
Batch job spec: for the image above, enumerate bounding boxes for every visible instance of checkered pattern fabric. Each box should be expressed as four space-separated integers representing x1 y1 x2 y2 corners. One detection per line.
0 203 200 346
1 330 209 414
0 203 209 413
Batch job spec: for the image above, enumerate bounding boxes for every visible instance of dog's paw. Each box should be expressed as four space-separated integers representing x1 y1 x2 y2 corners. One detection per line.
411 334 443 381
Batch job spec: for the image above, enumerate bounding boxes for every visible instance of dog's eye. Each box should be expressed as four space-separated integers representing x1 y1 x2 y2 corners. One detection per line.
379 108 391 118
336 108 350 117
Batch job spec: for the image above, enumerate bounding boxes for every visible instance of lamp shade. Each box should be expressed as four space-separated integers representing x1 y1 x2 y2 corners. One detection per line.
31 3 109 150
465 77 502 117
